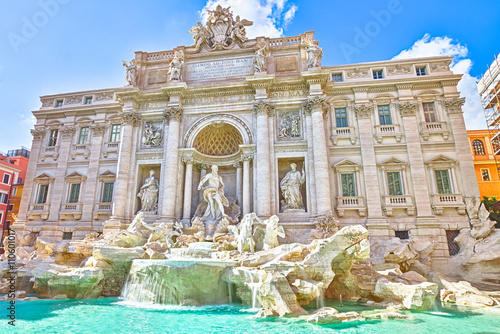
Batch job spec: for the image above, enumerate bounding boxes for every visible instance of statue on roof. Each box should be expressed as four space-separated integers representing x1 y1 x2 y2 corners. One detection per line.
188 21 210 51
253 42 269 73
168 50 184 81
304 38 323 68
122 60 138 86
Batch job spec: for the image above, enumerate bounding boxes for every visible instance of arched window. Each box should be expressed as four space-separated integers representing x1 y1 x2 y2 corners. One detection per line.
472 140 485 155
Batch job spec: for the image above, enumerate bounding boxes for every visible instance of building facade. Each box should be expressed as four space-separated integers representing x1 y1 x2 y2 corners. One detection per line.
467 130 500 199
0 156 21 235
13 8 480 268
3 148 30 230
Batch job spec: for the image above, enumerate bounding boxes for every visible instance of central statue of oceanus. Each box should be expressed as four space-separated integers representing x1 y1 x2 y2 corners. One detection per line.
197 165 229 221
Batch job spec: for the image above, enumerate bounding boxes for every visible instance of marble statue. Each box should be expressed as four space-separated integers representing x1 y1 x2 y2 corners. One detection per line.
471 202 496 239
122 60 137 86
304 39 323 68
253 43 269 73
143 122 162 147
197 165 229 221
229 212 258 253
106 212 151 247
231 15 252 44
280 163 306 211
188 21 210 49
168 50 184 81
137 170 159 213
254 215 285 250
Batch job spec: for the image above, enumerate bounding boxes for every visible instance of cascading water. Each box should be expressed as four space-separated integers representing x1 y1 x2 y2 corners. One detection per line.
243 269 263 310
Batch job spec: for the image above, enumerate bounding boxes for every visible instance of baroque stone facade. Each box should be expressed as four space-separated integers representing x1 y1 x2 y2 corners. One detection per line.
13 8 479 271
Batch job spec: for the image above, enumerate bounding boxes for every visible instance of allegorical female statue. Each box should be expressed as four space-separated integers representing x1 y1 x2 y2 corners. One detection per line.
280 163 306 211
137 170 159 213
168 50 184 81
197 165 229 221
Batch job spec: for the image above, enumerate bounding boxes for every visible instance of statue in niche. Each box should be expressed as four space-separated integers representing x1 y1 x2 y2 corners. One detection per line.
253 215 285 250
253 42 269 73
122 60 138 86
278 113 301 138
197 165 229 222
188 21 210 50
142 122 162 147
304 38 323 68
137 170 159 214
168 50 184 81
280 163 306 211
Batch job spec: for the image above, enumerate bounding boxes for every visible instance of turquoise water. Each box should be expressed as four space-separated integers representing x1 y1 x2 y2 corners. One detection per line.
1 298 500 334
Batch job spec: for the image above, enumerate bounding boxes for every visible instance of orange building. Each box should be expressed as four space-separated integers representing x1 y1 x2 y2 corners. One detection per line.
468 130 500 199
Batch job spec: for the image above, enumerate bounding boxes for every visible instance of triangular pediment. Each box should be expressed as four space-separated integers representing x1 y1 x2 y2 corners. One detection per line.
334 159 359 167
99 170 116 178
34 173 54 180
65 171 87 180
426 155 456 164
379 157 407 166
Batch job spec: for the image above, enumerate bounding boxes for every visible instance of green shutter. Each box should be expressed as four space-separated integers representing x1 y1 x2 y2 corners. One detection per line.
387 172 402 195
69 183 81 203
341 173 356 197
435 170 452 194
102 183 114 202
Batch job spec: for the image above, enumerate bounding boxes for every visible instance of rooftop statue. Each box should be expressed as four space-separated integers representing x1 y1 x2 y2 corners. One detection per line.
304 38 323 68
253 42 269 73
122 59 137 86
168 50 184 81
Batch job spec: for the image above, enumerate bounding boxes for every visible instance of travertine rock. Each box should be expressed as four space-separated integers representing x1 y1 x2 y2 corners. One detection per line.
374 278 438 310
440 280 498 307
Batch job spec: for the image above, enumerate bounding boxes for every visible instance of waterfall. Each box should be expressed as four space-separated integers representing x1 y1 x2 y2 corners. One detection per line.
243 270 263 310
315 283 324 309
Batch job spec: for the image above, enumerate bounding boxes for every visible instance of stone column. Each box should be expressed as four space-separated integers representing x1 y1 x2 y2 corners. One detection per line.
48 125 76 222
253 100 274 217
182 157 194 221
159 106 183 222
234 160 243 209
304 113 317 215
107 112 141 227
13 128 45 229
304 96 332 215
399 101 434 217
242 155 252 215
81 123 106 222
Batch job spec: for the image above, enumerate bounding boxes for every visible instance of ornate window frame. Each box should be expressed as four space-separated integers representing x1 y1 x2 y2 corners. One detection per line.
28 173 55 220
378 157 415 216
372 98 402 143
332 159 366 217
93 170 116 219
330 100 356 145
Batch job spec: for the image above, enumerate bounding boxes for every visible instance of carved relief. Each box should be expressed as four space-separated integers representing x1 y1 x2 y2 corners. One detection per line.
65 96 82 104
398 101 417 117
354 104 372 119
346 68 369 79
278 111 301 139
41 100 54 108
142 121 163 148
430 63 450 72
120 112 141 126
164 107 183 123
387 64 411 76
253 100 275 117
94 93 114 101
444 98 465 114
122 60 138 87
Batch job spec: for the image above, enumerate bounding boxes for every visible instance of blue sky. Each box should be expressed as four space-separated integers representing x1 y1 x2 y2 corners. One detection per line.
1 0 499 153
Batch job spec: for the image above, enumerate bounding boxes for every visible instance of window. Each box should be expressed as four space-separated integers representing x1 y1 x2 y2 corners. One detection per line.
387 171 402 196
481 168 491 181
395 230 409 240
62 232 73 240
48 129 58 146
37 184 49 204
472 140 486 155
373 69 383 79
435 169 452 194
110 124 121 142
12 188 17 196
2 173 10 184
335 108 348 128
378 105 392 125
423 102 437 122
68 183 81 203
446 230 460 256
85 97 93 105
416 66 427 76
7 204 13 211
56 100 63 107
102 182 114 203
341 173 356 197
17 178 22 184
331 73 343 82
78 127 89 144
0 193 8 204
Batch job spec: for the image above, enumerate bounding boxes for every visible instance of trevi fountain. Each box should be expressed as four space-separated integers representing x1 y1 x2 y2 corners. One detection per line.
2 6 500 334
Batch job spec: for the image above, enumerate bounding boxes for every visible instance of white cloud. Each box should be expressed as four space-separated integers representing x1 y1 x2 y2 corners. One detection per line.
393 34 486 130
200 0 297 38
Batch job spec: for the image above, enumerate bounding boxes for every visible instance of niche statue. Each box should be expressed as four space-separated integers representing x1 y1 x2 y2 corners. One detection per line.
137 170 159 214
280 163 306 212
197 165 228 221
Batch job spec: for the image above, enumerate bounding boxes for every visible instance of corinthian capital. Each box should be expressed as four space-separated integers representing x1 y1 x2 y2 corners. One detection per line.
444 97 465 114
303 96 328 115
120 112 141 126
164 106 183 123
60 126 75 138
354 104 372 119
253 100 275 117
398 101 417 117
30 128 45 141
91 124 106 136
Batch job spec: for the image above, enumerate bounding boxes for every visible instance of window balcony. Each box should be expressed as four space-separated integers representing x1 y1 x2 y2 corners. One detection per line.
382 195 415 216
431 193 466 215
336 196 366 217
71 144 91 160
103 142 120 158
27 203 50 220
419 122 450 141
93 202 113 219
374 124 402 143
40 146 59 162
59 203 82 220
330 127 357 145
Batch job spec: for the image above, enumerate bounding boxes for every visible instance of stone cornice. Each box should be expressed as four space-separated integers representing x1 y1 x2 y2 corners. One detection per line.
160 82 188 97
114 87 141 103
246 74 275 89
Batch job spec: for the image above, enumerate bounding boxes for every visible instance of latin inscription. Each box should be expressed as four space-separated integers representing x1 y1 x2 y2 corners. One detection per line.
270 90 308 98
186 58 254 80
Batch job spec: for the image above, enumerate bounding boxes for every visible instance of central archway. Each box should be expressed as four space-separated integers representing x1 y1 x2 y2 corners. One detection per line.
193 123 243 156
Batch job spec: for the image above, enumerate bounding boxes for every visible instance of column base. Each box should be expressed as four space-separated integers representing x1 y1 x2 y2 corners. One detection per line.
103 217 130 235
365 217 391 237
415 216 439 228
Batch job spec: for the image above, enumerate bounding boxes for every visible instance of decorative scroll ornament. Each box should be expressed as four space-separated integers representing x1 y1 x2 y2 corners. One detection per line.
60 126 75 138
398 101 417 117
164 106 183 123
91 124 106 136
303 96 328 115
253 100 275 117
122 60 138 87
187 5 253 52
444 97 465 114
354 104 372 119
30 128 45 140
120 112 141 126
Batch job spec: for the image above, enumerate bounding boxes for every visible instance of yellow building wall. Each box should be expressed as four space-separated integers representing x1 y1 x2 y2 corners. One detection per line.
6 184 23 225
